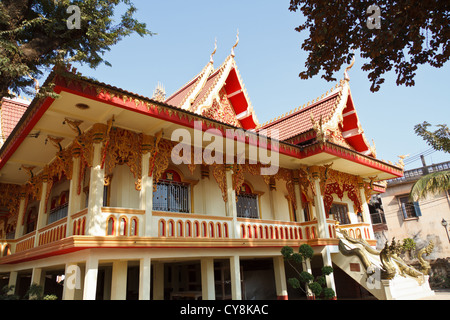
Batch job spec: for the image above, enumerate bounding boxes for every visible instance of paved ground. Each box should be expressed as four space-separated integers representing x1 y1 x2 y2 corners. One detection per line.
419 289 450 300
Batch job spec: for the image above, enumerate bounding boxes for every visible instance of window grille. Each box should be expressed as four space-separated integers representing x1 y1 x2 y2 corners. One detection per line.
236 193 259 219
153 180 190 213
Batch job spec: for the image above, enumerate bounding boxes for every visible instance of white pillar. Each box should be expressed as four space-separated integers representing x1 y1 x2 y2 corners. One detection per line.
294 180 305 223
8 271 18 296
273 256 288 300
140 151 154 236
267 176 279 221
63 263 81 300
111 260 128 300
359 184 375 239
31 267 45 287
153 262 164 300
34 180 48 247
139 256 151 300
225 166 238 238
230 255 241 300
83 255 98 300
321 246 337 297
311 168 328 239
67 156 82 236
86 142 105 236
302 259 313 298
201 258 215 300
14 197 26 239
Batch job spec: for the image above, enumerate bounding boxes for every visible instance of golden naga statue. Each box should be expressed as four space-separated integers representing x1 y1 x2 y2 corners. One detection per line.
338 232 434 284
417 240 434 275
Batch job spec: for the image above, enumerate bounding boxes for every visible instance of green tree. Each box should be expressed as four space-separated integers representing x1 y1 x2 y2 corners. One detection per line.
410 122 450 201
281 245 335 299
288 1 449 92
0 0 152 98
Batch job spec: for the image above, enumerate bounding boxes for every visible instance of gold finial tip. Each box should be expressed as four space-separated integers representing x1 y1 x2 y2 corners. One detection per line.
231 29 239 57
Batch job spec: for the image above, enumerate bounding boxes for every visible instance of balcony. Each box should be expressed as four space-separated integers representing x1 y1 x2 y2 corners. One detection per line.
0 211 375 261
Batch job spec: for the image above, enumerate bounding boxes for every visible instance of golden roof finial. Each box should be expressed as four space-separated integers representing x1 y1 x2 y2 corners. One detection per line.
344 52 356 81
210 38 217 63
231 29 239 57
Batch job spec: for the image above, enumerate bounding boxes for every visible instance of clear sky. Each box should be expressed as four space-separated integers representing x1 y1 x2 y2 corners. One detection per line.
71 0 450 171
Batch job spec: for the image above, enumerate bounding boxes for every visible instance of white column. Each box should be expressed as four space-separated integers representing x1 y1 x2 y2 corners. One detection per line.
31 267 45 287
34 180 48 247
302 259 313 298
225 166 238 238
201 258 215 300
83 255 99 300
63 263 81 300
294 179 305 223
139 256 151 300
14 197 26 239
230 255 241 300
311 168 328 239
140 151 154 236
269 178 278 220
273 256 288 300
359 183 375 239
321 246 337 297
86 142 105 236
67 156 82 236
153 262 164 300
111 260 128 300
8 271 18 296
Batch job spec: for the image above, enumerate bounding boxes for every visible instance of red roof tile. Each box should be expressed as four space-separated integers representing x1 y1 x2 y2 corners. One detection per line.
1 97 29 143
259 92 340 141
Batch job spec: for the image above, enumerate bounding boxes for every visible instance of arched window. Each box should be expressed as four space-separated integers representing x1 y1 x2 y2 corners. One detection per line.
236 183 259 219
153 170 190 213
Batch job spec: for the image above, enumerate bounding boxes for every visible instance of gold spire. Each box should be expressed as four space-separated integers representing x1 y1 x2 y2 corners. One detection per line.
344 53 356 81
231 29 239 57
210 38 217 63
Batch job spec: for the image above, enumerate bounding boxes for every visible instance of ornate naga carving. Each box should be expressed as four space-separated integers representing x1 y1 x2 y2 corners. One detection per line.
212 163 228 202
380 238 426 283
103 127 143 191
417 241 434 275
151 138 174 191
0 183 23 218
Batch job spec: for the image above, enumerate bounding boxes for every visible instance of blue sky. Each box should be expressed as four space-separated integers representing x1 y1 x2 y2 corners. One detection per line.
71 0 450 170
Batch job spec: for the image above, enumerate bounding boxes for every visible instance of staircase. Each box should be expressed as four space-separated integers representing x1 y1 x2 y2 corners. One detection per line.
332 230 435 300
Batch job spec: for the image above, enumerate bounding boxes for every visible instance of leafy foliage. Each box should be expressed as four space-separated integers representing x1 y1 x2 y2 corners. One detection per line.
414 122 450 154
288 1 450 92
0 0 152 98
411 121 449 201
281 245 335 299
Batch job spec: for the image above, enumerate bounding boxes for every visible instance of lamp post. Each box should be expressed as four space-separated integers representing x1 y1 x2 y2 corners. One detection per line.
442 218 450 243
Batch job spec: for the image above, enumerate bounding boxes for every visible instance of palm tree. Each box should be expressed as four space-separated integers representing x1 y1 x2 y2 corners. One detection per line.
410 122 450 201
410 170 450 201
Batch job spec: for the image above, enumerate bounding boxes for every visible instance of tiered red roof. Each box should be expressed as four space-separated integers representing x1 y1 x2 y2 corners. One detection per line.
1 97 29 144
165 54 259 130
258 80 376 158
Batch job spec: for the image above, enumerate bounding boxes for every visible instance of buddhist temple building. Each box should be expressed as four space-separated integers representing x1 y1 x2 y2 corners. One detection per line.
0 41 435 300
